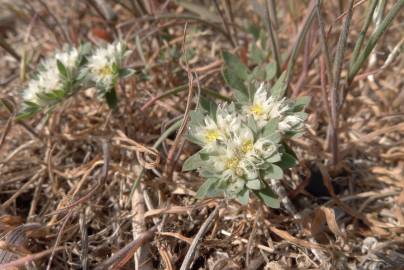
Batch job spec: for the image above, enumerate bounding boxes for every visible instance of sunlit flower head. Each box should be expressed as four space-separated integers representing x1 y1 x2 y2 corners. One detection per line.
242 83 274 127
22 60 62 107
194 116 222 149
232 126 255 155
86 41 130 90
209 144 245 180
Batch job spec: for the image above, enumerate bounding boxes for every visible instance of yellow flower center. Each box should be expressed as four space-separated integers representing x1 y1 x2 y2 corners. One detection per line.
225 157 240 170
250 104 264 116
241 140 253 153
204 129 220 143
98 65 114 77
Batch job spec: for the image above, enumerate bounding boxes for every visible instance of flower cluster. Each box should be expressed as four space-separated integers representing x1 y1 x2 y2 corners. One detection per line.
20 41 133 118
84 42 131 93
183 83 309 207
22 47 81 111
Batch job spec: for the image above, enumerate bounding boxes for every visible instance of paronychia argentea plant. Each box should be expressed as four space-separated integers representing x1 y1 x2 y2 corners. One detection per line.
182 52 310 208
19 41 134 118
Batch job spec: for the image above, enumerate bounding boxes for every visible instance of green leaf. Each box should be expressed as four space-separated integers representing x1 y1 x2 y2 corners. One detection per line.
222 51 249 81
227 179 245 196
263 118 278 136
186 134 203 146
249 44 266 65
16 106 40 120
265 152 282 163
292 96 311 112
79 42 92 56
237 189 250 205
247 116 258 134
182 151 204 171
265 131 281 144
56 60 68 79
295 111 308 121
119 68 135 78
246 179 263 190
249 65 266 81
189 110 205 126
265 62 277 81
223 68 248 101
104 88 118 109
247 24 261 40
271 71 287 98
196 178 217 198
275 153 298 169
254 187 280 208
283 143 297 159
111 62 119 75
266 164 283 180
199 96 217 120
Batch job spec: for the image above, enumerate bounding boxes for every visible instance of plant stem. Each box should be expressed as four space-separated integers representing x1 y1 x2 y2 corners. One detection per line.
213 0 236 47
350 0 378 65
0 37 21 62
329 0 354 166
316 0 333 85
264 0 281 77
285 0 316 86
348 0 404 83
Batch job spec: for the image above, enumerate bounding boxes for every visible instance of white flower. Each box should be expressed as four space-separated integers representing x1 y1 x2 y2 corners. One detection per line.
216 104 242 139
86 42 129 89
194 116 222 149
279 114 304 132
267 97 289 119
22 60 63 106
55 48 79 69
242 83 273 128
207 126 260 181
209 145 245 180
232 126 255 155
242 84 292 129
23 79 41 104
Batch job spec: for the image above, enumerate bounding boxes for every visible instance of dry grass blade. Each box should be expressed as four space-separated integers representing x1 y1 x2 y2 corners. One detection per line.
0 223 42 265
144 199 217 218
314 206 346 239
113 130 160 169
94 226 157 270
131 183 153 270
180 207 219 270
0 247 64 270
269 226 325 251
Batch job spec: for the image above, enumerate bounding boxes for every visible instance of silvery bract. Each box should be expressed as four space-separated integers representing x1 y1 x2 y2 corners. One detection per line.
183 83 310 207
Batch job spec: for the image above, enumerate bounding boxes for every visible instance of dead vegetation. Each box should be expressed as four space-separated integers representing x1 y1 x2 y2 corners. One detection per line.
0 0 403 269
